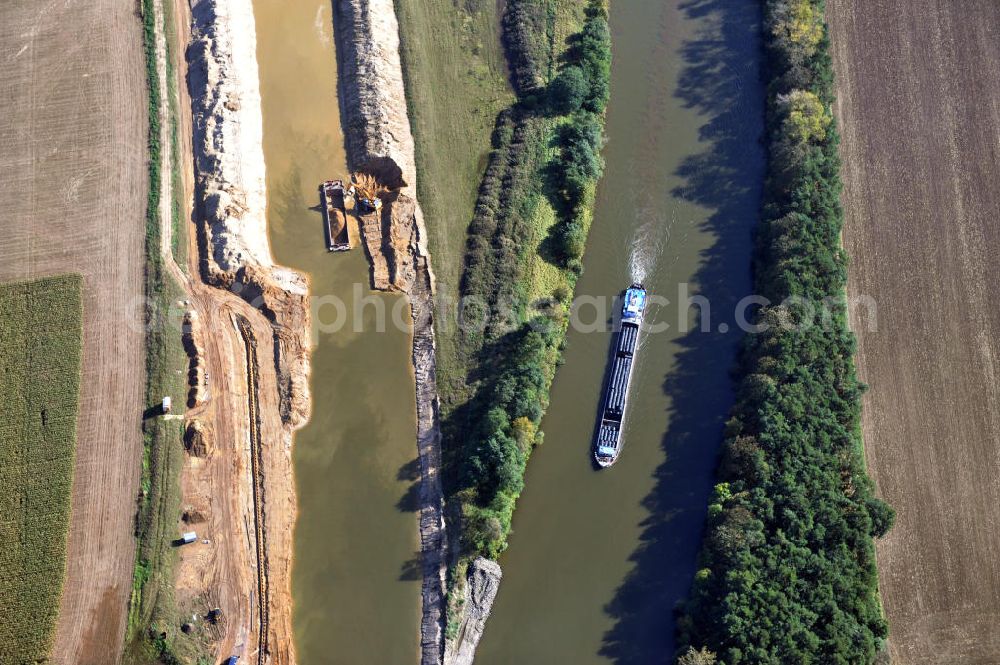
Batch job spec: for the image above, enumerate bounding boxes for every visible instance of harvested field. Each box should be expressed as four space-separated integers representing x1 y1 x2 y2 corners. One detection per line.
0 0 148 662
0 275 83 663
827 1 1000 662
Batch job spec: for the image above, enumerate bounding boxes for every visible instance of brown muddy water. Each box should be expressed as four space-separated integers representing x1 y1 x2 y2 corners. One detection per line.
476 0 765 662
252 1 421 662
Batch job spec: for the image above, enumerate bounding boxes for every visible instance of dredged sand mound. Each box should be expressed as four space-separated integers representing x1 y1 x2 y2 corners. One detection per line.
189 0 305 296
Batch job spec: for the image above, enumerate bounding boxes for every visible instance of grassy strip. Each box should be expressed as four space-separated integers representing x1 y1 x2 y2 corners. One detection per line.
122 1 197 662
164 0 187 271
443 0 610 564
393 0 513 294
394 0 516 414
0 275 83 662
674 2 893 663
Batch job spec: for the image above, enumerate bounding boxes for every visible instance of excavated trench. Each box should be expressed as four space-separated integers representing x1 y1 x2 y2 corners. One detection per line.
236 314 271 665
250 0 444 661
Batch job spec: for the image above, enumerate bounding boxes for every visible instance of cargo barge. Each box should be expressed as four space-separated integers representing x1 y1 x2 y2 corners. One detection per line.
320 179 351 251
594 284 647 467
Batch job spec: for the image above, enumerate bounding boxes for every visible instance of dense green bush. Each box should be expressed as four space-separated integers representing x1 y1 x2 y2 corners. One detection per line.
548 65 588 114
456 320 559 557
676 2 894 664
559 222 587 261
574 4 612 112
543 4 610 263
555 111 605 207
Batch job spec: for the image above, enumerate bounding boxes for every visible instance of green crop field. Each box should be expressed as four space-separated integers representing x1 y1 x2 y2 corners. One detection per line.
0 274 83 662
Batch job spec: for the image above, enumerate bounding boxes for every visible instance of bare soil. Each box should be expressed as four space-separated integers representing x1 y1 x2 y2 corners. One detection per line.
827 2 1000 662
170 296 297 665
163 2 300 662
0 1 148 662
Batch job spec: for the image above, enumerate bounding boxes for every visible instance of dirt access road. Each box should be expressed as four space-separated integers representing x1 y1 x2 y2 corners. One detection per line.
828 1 1000 662
0 0 147 662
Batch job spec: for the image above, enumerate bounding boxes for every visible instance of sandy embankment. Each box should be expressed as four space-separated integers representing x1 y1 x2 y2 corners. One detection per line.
188 0 293 286
182 0 311 662
188 0 311 425
334 0 448 663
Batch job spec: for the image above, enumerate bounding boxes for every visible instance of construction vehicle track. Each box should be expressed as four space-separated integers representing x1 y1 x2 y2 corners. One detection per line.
236 314 270 665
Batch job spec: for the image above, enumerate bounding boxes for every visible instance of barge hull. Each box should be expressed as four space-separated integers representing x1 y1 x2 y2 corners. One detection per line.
320 180 351 251
594 285 646 467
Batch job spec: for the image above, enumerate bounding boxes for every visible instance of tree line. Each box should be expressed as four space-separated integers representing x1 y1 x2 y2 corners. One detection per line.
675 1 894 664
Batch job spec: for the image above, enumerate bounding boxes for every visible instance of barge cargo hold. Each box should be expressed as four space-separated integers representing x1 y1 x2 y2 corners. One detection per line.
594 284 647 467
320 179 351 251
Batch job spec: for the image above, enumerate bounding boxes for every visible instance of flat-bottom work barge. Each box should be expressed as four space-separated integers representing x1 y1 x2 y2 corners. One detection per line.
320 179 351 251
594 283 647 467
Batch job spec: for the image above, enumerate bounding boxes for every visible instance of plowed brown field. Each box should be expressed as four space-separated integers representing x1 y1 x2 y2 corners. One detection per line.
0 0 147 662
828 1 1000 662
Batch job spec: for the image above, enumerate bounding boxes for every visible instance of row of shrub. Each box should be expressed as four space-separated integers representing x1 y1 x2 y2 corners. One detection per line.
458 110 547 351
458 2 610 348
445 0 612 561
501 0 554 95
547 9 611 115
545 6 610 266
458 321 559 557
675 2 894 664
549 111 605 267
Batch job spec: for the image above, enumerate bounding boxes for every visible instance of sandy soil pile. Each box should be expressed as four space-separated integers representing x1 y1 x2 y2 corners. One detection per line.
187 0 311 428
189 0 297 289
357 192 423 291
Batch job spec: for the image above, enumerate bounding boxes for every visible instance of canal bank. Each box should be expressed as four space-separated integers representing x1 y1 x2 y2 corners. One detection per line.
252 0 422 662
475 0 766 662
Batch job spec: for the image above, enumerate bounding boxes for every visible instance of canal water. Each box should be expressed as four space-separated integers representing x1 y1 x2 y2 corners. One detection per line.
252 1 421 662
476 0 765 662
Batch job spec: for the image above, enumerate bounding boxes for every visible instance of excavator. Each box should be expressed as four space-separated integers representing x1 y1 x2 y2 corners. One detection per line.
347 172 384 213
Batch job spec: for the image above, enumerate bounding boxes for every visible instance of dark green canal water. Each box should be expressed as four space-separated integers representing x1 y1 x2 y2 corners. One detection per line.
476 0 765 662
